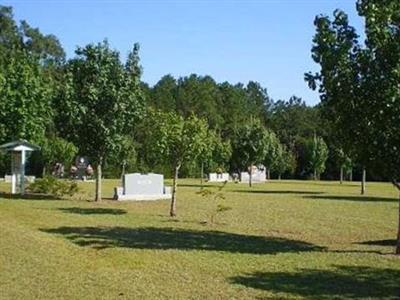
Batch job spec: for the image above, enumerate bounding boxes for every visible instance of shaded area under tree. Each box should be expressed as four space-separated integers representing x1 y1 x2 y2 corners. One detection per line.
230 265 400 299
58 207 127 215
41 226 324 254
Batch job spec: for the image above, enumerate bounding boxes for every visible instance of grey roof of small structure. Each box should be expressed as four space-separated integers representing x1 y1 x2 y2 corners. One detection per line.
0 139 40 151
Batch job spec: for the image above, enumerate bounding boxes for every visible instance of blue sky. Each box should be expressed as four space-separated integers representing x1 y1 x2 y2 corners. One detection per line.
6 1 364 105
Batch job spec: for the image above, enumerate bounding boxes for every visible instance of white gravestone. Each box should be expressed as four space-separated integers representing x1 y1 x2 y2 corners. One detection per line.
114 173 171 201
208 173 229 182
240 165 266 183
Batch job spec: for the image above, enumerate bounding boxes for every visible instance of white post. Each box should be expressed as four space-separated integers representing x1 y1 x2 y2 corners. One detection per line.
11 152 16 194
11 174 16 194
21 150 25 195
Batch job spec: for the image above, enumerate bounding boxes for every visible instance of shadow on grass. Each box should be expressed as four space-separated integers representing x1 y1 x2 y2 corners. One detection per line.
230 266 400 299
234 190 324 195
58 207 127 215
358 239 397 246
41 226 324 254
0 191 58 200
304 195 397 203
178 183 221 188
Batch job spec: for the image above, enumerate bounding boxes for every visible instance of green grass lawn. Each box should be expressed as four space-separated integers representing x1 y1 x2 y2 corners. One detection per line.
0 179 399 299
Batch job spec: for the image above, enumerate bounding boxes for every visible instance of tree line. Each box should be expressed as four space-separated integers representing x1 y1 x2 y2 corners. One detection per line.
0 4 341 184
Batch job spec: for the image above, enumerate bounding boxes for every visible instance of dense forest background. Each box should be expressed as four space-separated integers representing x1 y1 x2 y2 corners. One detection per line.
0 5 375 181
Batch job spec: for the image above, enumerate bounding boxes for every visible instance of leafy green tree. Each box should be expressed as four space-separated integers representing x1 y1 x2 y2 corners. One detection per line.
197 131 232 183
306 0 400 254
231 120 269 187
272 144 296 180
176 74 223 129
106 135 137 178
41 137 78 175
150 74 177 111
305 135 329 180
263 130 281 179
0 49 53 144
143 110 210 216
245 81 272 124
58 41 145 201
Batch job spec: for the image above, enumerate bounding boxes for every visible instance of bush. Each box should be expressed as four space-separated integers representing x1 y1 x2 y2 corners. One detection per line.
28 176 79 198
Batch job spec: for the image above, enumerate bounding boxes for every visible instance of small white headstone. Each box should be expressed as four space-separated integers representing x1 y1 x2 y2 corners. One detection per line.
208 173 229 182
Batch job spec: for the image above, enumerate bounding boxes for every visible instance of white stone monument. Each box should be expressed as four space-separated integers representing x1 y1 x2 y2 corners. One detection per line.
240 165 266 183
114 173 172 201
208 173 230 182
0 140 40 194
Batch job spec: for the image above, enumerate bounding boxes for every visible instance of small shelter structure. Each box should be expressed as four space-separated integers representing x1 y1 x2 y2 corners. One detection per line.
0 140 40 194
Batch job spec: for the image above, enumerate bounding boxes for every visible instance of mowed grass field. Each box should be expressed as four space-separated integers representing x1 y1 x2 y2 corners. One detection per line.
0 179 399 299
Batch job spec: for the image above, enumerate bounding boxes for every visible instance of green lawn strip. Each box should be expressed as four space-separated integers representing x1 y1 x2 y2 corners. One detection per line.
0 179 399 299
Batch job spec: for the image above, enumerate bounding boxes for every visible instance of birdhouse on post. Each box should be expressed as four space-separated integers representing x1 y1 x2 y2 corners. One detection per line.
0 140 40 195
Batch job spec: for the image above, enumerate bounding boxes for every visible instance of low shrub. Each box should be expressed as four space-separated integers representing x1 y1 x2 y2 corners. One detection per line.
28 176 79 198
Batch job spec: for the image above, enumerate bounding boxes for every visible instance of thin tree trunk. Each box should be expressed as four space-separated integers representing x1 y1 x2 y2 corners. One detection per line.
278 174 281 180
121 160 126 180
200 161 204 186
95 158 102 202
340 166 343 184
42 166 46 178
361 167 366 195
170 163 180 217
249 164 253 188
313 169 317 180
397 193 400 255
349 169 353 181
391 180 400 255
267 169 270 180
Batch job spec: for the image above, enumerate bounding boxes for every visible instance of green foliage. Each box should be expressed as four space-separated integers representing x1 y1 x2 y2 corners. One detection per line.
58 41 144 163
56 40 145 200
143 110 210 170
27 176 78 198
197 181 231 225
305 136 329 179
41 137 78 171
272 143 296 178
143 110 211 215
231 119 269 172
0 49 53 144
198 131 232 174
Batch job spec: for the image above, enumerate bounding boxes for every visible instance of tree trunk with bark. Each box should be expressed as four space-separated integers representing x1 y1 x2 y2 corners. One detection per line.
340 166 343 184
361 167 366 195
267 169 270 180
95 157 103 202
313 169 317 180
200 161 204 186
121 160 126 180
249 164 253 187
391 180 400 255
349 169 353 181
170 163 180 217
397 194 400 255
278 174 281 180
